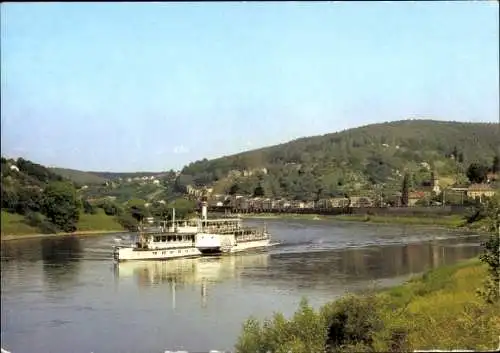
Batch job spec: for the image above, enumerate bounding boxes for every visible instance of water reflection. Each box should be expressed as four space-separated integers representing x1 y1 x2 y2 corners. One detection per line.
0 222 484 353
262 236 480 290
113 235 481 302
115 253 270 308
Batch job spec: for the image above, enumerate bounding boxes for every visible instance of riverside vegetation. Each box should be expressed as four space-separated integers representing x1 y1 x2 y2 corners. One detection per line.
36 120 500 206
235 195 500 353
0 157 195 237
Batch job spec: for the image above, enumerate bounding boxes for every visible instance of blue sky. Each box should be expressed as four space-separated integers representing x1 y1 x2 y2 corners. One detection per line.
1 2 498 172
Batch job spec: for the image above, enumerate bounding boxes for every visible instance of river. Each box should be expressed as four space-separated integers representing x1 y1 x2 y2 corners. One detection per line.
1 219 482 353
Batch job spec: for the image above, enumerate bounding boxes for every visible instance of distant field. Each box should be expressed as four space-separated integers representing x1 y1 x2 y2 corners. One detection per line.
50 167 108 185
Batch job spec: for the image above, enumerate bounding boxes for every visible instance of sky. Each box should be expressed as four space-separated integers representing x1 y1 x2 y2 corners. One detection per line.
1 2 499 172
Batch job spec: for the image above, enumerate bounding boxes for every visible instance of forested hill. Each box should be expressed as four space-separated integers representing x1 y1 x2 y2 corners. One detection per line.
179 119 500 199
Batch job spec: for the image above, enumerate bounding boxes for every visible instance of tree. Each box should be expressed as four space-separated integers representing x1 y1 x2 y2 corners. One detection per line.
229 183 240 195
150 202 170 219
466 163 488 184
42 181 80 232
167 198 195 219
476 196 499 304
253 184 265 197
1 186 19 213
126 198 148 223
100 200 121 216
400 173 410 207
82 199 97 214
492 155 499 174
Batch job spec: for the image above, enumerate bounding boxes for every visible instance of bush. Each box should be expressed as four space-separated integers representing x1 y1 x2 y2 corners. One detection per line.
236 295 388 353
324 294 384 351
235 298 327 353
116 213 138 232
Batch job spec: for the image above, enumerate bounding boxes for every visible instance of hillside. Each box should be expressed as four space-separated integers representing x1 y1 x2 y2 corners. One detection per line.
88 171 169 180
179 119 500 200
0 157 125 236
50 167 108 185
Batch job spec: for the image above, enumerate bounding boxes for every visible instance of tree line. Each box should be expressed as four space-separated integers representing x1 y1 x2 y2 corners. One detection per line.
179 121 499 201
1 157 197 234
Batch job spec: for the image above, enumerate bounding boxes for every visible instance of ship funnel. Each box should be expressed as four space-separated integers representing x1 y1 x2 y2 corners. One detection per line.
201 202 208 220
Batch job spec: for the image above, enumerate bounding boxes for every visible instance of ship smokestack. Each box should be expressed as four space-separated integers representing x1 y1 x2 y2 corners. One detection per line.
201 201 208 220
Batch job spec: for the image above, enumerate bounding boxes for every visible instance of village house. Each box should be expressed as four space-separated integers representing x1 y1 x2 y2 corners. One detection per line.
408 191 428 206
262 198 273 210
330 197 350 208
304 201 315 209
487 172 498 183
350 196 374 208
467 184 496 201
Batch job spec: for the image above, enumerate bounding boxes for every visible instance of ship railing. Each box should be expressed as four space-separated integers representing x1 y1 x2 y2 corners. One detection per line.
199 225 241 233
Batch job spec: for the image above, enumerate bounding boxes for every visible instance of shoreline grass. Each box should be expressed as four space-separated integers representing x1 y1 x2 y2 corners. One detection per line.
241 212 466 228
236 257 500 352
1 209 127 241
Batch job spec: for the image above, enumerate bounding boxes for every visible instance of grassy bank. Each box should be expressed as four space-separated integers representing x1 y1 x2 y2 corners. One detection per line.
241 212 465 228
236 258 500 352
1 209 126 239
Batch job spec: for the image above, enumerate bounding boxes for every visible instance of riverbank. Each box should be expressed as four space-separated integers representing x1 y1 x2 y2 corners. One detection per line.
1 210 127 241
241 212 465 228
236 257 500 352
0 229 129 242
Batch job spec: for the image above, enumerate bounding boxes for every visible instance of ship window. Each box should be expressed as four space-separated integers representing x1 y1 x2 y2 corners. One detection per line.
161 236 167 242
167 236 172 242
178 250 181 253
170 251 174 254
185 250 189 253
154 236 161 242
162 251 166 255
153 252 157 255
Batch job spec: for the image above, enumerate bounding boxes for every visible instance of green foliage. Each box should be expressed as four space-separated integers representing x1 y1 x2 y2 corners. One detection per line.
97 200 122 216
253 184 265 197
116 213 139 231
236 298 328 353
477 196 500 304
125 198 149 222
23 211 59 234
150 202 170 218
325 294 384 351
400 173 410 206
15 158 64 183
76 209 124 231
42 181 80 232
236 260 500 352
179 120 499 199
82 199 97 214
492 155 499 174
50 167 108 185
466 162 489 184
168 198 196 219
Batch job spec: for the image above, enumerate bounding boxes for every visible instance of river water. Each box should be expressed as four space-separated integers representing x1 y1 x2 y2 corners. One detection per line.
1 219 482 353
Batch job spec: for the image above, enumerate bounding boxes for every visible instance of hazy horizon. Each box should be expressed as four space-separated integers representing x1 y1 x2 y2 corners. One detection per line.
1 2 498 172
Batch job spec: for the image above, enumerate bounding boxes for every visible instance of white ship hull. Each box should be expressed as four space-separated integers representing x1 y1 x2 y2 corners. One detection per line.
195 232 271 254
114 246 201 262
229 238 271 253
